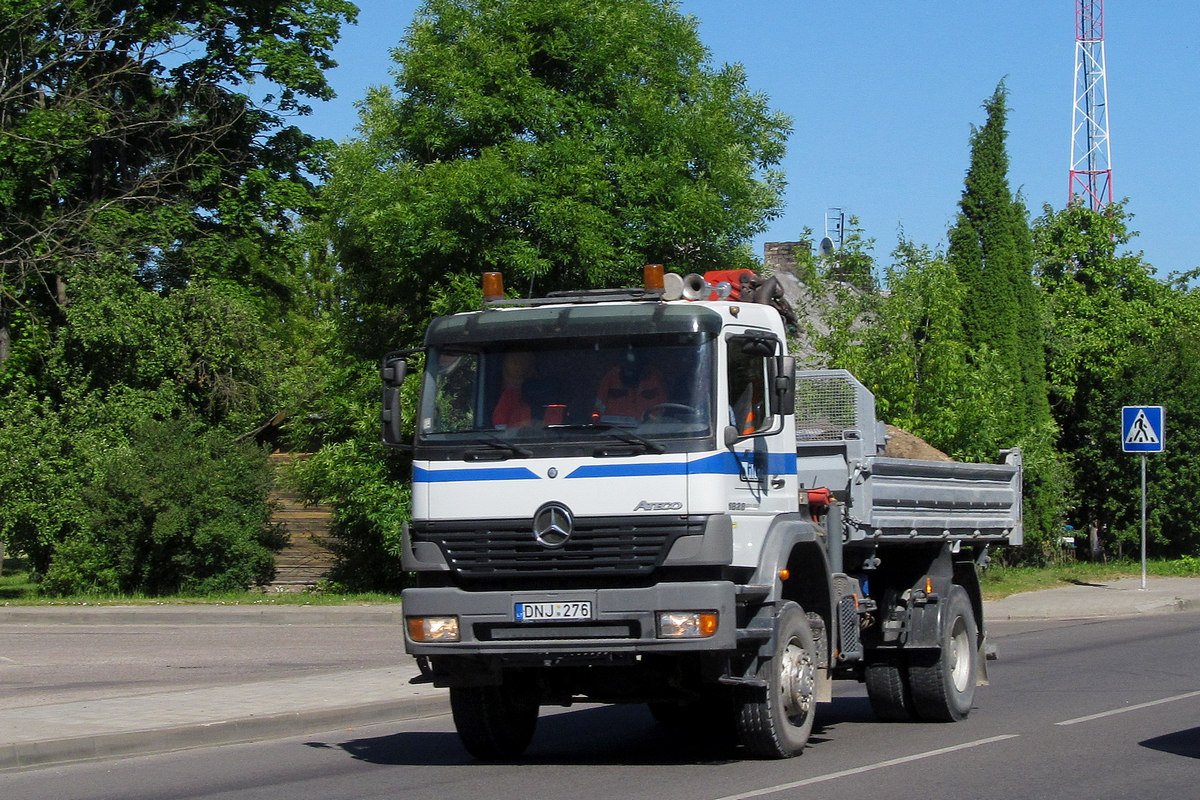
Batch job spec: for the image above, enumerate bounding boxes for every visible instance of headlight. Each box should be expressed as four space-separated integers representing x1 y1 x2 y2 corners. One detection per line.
657 611 718 639
407 616 460 642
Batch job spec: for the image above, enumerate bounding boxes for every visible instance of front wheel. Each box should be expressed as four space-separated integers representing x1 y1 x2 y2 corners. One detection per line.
909 585 978 721
736 602 819 758
450 680 539 760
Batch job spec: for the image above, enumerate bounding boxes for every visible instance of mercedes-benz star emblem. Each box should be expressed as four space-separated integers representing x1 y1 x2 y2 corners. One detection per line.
533 503 573 548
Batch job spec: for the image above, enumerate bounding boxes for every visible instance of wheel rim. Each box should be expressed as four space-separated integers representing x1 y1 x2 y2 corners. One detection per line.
780 636 816 724
948 614 972 693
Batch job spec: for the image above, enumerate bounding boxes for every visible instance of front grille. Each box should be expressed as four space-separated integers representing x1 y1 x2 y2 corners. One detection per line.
412 515 704 578
477 622 638 641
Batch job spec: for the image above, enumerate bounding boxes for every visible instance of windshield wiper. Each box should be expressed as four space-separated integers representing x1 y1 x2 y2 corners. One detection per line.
464 435 534 460
550 423 666 455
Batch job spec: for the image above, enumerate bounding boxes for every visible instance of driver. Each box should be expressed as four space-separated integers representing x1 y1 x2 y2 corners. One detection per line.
593 353 667 421
492 351 535 428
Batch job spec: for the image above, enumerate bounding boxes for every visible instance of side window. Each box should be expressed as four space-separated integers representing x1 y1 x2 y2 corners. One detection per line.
727 338 771 436
424 351 480 433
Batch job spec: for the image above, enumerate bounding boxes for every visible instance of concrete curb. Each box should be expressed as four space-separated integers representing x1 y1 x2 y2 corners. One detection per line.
0 606 405 626
0 694 450 772
985 596 1195 621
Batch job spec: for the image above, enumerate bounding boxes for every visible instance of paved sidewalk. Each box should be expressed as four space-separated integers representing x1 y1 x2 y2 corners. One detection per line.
2 577 1198 772
0 605 438 771
984 575 1200 621
0 665 441 771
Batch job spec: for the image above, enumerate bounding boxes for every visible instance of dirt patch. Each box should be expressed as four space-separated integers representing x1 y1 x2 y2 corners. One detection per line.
883 424 954 462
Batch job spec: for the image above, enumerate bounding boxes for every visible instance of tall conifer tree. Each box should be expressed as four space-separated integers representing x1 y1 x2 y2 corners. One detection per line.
948 85 1020 382
946 83 1059 546
947 85 1051 436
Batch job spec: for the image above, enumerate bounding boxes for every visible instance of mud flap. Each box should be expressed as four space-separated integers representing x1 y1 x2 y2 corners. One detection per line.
976 636 991 686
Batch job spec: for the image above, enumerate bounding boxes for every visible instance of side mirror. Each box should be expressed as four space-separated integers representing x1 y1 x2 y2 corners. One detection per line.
724 425 741 448
739 336 776 357
382 355 407 387
772 356 796 416
380 354 409 447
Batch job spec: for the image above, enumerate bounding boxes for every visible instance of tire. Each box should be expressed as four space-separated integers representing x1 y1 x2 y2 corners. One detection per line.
864 654 915 721
736 602 819 759
909 585 978 721
449 681 539 760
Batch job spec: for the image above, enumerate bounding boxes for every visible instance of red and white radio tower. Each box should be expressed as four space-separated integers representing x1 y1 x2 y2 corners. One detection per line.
1069 1 1113 209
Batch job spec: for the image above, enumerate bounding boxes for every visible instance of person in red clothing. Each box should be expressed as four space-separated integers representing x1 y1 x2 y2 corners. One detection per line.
593 353 667 421
492 351 535 429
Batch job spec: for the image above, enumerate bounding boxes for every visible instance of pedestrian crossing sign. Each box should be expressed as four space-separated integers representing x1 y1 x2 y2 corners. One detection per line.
1122 406 1165 453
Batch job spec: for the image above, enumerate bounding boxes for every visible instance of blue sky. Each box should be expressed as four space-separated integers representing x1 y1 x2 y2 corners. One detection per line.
303 1 1200 277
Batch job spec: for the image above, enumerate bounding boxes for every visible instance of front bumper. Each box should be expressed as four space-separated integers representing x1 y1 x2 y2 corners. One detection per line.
401 581 738 656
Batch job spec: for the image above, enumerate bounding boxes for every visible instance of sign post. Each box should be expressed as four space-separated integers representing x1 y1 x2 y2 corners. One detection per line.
1122 406 1165 590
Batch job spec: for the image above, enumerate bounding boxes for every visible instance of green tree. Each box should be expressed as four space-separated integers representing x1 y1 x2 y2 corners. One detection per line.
946 84 1050 433
1 0 355 374
0 0 355 590
326 0 791 353
822 238 1013 462
1034 201 1193 558
946 83 1061 548
1125 320 1200 558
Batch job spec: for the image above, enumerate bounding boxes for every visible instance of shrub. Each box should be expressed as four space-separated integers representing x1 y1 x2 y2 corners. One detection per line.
40 418 283 596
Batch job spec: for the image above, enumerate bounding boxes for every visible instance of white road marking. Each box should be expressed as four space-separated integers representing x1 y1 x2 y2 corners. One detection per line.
709 735 1021 800
1056 689 1200 726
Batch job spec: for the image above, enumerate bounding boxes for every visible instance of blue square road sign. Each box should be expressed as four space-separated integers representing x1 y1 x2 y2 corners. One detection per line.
1122 406 1165 453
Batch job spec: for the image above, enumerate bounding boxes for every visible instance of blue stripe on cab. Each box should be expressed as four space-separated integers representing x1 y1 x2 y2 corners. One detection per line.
413 466 540 483
565 463 689 479
413 451 796 483
690 452 797 475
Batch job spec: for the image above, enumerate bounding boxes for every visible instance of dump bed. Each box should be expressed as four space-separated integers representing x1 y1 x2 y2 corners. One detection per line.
794 370 1023 546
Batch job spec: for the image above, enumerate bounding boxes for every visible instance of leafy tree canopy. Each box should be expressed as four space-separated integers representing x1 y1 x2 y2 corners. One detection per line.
326 0 791 351
1034 201 1200 558
0 0 356 592
1 0 357 378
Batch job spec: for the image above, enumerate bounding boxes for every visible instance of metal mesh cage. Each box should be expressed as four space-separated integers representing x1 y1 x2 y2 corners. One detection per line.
794 371 861 442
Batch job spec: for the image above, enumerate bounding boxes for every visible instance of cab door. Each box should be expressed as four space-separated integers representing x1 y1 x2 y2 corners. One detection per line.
724 331 795 516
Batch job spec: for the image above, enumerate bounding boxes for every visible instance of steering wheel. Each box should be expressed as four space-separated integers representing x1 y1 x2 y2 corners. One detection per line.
645 403 704 422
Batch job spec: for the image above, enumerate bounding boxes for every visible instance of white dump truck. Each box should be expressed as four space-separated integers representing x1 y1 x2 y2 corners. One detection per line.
382 267 1022 759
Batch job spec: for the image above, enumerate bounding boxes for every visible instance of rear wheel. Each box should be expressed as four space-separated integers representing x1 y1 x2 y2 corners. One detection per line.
909 585 978 721
450 679 539 760
736 602 819 758
864 654 914 721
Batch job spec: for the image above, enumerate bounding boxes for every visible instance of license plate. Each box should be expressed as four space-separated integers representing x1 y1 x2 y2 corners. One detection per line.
514 601 593 622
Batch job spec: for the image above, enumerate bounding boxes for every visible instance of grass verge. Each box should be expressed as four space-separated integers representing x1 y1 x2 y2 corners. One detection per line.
0 556 399 606
981 557 1200 600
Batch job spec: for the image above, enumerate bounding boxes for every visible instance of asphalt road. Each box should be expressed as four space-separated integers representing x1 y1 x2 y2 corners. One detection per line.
3 611 1197 800
0 618 410 709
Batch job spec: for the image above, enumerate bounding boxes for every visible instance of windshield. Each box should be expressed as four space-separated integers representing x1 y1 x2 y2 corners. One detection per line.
417 327 716 455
